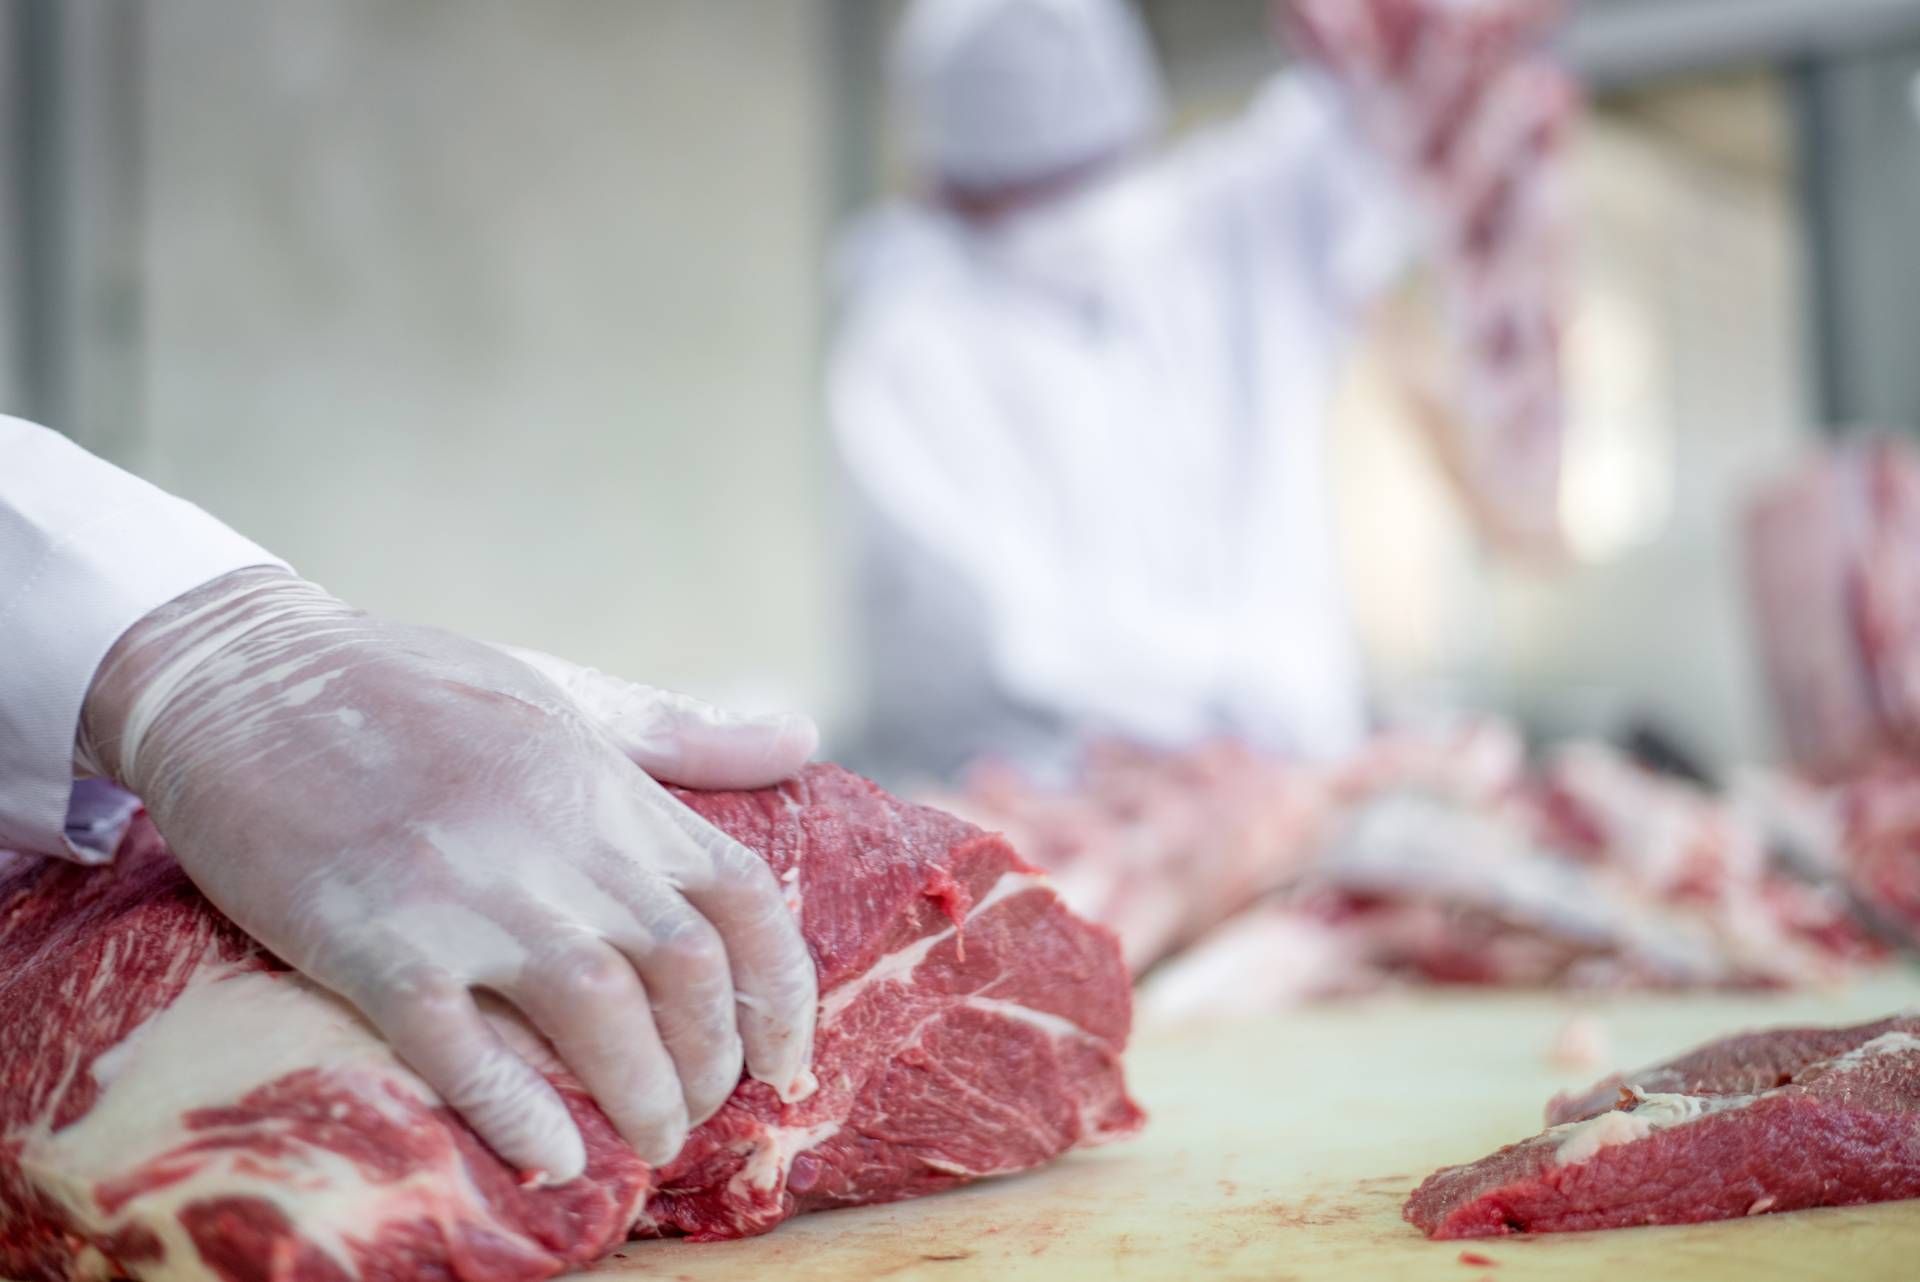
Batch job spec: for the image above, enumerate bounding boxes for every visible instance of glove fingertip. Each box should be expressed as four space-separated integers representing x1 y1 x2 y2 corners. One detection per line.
763 712 821 770
531 1132 590 1187
477 1099 588 1185
738 985 818 1105
643 712 819 790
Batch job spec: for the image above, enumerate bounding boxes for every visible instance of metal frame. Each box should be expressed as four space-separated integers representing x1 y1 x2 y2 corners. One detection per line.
1567 0 1920 88
1791 59 1849 433
5 0 144 455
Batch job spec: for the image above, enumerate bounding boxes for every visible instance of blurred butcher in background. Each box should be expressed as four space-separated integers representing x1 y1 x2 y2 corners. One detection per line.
828 0 1575 786
822 0 1896 1007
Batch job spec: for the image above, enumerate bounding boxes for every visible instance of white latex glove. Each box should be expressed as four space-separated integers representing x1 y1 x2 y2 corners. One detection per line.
77 568 820 1182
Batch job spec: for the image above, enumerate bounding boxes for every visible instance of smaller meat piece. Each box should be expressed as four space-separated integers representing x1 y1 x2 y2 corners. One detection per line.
1405 1015 1920 1239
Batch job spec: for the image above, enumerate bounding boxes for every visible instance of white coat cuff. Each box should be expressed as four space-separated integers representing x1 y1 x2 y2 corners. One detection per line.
63 779 146 862
0 482 284 862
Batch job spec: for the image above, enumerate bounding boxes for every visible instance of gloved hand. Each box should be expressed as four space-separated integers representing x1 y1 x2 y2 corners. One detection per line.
77 568 821 1182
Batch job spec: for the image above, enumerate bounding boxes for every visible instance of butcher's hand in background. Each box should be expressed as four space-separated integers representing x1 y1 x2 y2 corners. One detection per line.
77 569 821 1181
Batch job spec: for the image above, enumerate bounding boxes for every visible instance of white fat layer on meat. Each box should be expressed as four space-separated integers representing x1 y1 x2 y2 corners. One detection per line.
960 996 1121 1140
817 872 1045 1024
850 993 1112 1169
725 871 1068 1200
80 937 123 1006
15 952 569 1282
1551 1029 1920 1170
961 995 1100 1044
1551 1090 1750 1167
1825 1030 1920 1068
725 1120 842 1201
628 1115 839 1238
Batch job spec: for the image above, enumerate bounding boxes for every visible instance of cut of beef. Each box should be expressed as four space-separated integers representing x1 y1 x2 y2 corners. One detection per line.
0 764 1141 1282
1405 1014 1920 1238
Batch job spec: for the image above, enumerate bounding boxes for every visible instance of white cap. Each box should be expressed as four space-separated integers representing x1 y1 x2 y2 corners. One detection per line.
893 0 1165 192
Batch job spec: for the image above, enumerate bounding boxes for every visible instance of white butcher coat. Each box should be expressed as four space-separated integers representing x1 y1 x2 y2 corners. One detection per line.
0 416 282 860
830 72 1414 780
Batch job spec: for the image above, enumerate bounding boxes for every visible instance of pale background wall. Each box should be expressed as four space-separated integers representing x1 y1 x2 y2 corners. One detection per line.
126 1 847 728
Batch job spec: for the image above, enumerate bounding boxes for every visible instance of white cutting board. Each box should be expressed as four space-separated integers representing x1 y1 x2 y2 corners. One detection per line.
586 972 1920 1281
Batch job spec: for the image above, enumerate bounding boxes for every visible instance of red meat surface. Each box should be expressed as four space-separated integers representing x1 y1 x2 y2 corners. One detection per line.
0 764 1141 1281
1405 1014 1920 1238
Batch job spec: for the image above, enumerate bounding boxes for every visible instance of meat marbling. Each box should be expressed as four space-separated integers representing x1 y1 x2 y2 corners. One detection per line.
1405 1014 1920 1238
0 764 1142 1281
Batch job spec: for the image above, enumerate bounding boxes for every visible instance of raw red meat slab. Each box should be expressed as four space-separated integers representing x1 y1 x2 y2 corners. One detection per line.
0 764 1141 1281
1405 1015 1920 1238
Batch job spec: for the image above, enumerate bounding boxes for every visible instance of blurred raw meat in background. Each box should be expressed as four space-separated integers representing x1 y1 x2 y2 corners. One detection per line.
934 431 1920 1024
1745 439 1920 952
1747 437 1920 779
933 720 1884 1026
933 742 1325 975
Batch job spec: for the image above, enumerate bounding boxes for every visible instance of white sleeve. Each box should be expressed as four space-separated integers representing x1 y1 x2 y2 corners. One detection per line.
829 297 1219 746
0 416 287 861
829 316 1008 585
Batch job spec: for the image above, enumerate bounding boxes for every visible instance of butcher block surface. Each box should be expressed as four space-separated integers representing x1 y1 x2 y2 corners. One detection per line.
586 971 1920 1281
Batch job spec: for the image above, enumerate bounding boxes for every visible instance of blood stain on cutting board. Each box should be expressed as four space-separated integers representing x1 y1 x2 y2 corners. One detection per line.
1289 1180 1409 1221
1183 1184 1396 1271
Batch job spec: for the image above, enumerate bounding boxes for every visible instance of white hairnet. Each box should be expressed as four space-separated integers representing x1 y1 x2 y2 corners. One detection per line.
893 0 1165 191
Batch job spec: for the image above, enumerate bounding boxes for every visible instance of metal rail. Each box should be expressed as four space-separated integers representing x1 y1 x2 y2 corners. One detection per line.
1566 0 1920 87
